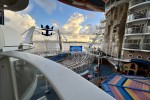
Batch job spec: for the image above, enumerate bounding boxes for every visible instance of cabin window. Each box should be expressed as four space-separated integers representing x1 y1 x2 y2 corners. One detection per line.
147 57 150 61
128 54 133 58
129 51 134 53
137 55 142 59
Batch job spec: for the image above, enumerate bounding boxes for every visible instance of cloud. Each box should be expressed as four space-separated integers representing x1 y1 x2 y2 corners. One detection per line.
82 24 93 34
4 10 37 34
81 24 97 34
34 0 57 14
54 12 98 42
59 12 98 36
51 20 60 29
62 35 95 42
62 12 85 35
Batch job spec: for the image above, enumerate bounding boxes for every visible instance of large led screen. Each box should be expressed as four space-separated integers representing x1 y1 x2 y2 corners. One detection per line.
70 46 82 52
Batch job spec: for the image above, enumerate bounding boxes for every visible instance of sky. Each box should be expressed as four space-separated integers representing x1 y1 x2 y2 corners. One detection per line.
4 0 105 42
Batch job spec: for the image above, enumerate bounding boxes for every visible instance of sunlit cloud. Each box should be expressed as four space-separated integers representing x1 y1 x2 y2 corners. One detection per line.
5 10 37 34
51 20 60 29
49 12 98 42
4 10 98 42
62 12 85 35
81 24 97 34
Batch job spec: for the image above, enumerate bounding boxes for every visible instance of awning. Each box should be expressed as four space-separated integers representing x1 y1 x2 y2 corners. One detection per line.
102 74 150 100
131 59 150 66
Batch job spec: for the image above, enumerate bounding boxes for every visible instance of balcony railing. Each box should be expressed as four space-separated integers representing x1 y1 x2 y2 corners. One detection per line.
148 26 150 33
126 26 150 34
123 42 150 51
142 43 150 50
130 0 150 6
1 51 115 100
128 11 149 22
14 60 37 100
126 28 144 34
123 43 141 49
134 14 147 19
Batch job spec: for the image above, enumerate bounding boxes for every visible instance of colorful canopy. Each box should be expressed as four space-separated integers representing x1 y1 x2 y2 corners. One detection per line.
58 0 108 12
102 74 150 100
131 59 150 66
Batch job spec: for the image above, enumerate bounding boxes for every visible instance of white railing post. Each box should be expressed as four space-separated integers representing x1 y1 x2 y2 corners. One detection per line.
98 53 100 66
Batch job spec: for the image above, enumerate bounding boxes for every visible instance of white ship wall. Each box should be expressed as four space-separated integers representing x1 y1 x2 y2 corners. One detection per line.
0 25 21 51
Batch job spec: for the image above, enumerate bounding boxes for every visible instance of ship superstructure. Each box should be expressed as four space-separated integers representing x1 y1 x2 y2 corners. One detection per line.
103 0 129 58
121 0 150 61
0 0 115 100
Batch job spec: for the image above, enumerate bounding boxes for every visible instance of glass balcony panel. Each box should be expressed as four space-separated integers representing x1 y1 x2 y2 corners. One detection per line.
142 43 150 50
126 28 132 34
128 10 149 21
13 59 36 100
132 27 144 33
128 10 148 21
134 10 147 19
148 26 150 33
127 15 132 21
126 25 145 34
124 43 141 49
12 58 60 100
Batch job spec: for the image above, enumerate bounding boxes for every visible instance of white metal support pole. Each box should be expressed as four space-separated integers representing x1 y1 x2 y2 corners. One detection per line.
10 58 19 100
98 53 100 67
58 30 62 52
101 51 103 64
106 49 107 57
111 43 113 58
45 79 49 93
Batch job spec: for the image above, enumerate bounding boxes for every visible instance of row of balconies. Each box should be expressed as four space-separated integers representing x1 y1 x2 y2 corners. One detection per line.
125 26 150 34
127 10 150 22
130 0 150 7
123 43 150 51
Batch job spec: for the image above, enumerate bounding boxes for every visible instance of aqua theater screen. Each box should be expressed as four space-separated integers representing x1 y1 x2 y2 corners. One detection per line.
70 46 82 52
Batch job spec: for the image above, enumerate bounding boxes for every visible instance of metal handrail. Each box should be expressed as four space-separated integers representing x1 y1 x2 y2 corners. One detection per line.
1 51 115 100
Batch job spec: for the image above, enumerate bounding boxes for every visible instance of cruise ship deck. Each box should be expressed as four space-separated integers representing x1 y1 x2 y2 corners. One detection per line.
0 0 150 100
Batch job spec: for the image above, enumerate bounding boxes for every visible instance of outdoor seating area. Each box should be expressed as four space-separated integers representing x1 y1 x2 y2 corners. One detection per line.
59 53 94 73
48 53 69 62
102 74 150 100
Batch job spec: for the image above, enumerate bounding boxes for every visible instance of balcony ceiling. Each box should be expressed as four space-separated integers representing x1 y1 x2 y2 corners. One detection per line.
58 0 109 12
0 0 29 11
